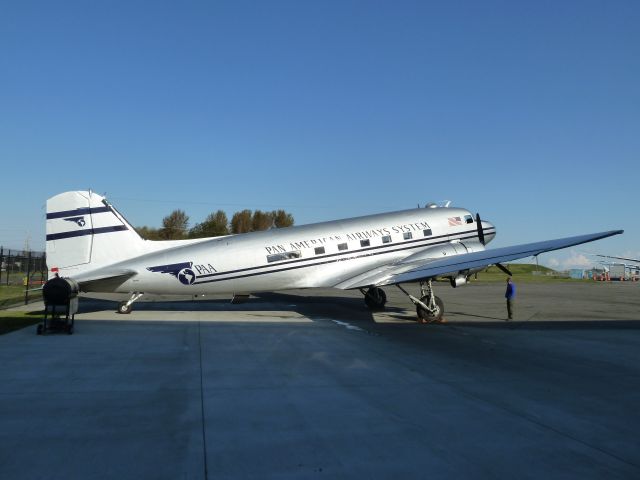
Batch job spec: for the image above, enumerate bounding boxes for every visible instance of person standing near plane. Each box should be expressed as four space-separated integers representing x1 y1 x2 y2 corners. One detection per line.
505 277 516 320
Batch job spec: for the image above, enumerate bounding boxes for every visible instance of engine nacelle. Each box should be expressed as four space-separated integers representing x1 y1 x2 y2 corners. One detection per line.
450 274 468 288
399 241 486 287
402 240 486 262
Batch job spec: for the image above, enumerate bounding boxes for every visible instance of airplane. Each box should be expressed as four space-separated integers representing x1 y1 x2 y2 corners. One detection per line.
591 254 640 278
592 254 640 266
45 191 623 321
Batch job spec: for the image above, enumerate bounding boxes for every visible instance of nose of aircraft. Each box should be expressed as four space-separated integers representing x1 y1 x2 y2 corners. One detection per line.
482 219 496 244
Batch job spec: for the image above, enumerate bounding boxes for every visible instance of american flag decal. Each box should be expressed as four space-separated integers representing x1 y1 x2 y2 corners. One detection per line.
448 216 462 227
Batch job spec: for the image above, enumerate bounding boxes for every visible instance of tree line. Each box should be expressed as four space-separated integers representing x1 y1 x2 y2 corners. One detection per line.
135 209 295 240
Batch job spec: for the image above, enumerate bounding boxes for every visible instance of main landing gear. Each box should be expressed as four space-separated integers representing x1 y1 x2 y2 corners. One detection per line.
118 292 144 314
396 280 445 323
360 281 445 323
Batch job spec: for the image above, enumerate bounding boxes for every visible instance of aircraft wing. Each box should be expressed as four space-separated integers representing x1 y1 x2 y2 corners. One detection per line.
334 230 623 289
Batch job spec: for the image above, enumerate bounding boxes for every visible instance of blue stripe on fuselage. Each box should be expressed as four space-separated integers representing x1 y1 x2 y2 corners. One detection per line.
189 228 495 285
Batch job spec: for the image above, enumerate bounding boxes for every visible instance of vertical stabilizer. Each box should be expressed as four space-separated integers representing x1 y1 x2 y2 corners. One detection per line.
46 191 146 278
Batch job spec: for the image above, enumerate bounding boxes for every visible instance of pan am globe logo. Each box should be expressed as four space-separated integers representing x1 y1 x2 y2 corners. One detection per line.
64 216 86 227
147 261 198 285
177 267 196 285
147 261 218 285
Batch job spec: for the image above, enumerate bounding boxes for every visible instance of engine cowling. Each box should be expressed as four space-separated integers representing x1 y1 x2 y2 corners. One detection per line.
399 241 486 287
450 274 469 288
400 240 486 262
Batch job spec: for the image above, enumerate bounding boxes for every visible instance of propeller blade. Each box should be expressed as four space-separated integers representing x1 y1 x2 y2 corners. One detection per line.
476 213 485 245
496 263 513 276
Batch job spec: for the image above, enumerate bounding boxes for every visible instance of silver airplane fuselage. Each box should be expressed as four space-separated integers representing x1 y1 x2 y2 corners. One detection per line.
113 207 496 295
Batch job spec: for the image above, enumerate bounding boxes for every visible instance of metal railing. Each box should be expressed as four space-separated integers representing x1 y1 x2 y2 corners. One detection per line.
0 247 47 308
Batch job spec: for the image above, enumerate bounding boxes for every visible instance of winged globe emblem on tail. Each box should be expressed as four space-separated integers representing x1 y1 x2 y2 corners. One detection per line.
64 216 86 227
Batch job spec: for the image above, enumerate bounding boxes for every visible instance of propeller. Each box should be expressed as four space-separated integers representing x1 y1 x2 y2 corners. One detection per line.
495 262 513 276
476 213 485 245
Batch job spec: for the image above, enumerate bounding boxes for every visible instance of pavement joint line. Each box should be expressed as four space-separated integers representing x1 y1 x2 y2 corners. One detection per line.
197 321 209 480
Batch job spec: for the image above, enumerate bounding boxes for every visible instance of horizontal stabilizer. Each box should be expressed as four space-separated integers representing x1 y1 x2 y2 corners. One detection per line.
69 269 137 293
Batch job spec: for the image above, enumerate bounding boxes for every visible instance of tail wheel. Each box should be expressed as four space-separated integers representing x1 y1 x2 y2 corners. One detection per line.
416 296 444 323
364 287 387 310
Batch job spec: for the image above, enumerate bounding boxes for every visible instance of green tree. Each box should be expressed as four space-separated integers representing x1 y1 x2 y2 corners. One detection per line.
135 226 161 240
271 209 294 228
160 210 189 239
251 210 273 231
231 209 253 234
189 210 229 238
138 207 294 239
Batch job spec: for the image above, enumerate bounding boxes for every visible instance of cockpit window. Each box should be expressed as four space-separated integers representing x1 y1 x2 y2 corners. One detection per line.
464 215 474 224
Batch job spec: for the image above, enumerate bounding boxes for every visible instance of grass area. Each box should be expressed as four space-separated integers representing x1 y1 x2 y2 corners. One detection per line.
0 310 43 335
0 285 28 308
473 264 584 283
0 284 43 309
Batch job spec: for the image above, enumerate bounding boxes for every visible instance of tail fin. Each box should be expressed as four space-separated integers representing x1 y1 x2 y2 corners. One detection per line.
46 191 147 278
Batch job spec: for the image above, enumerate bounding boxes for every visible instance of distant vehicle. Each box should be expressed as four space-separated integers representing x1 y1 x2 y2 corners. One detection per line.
608 264 627 280
45 191 623 321
592 254 640 280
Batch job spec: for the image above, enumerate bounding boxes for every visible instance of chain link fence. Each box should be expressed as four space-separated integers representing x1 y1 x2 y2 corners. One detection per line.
0 247 47 309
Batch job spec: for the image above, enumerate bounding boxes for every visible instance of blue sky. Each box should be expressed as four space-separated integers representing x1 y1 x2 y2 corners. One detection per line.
1 0 638 269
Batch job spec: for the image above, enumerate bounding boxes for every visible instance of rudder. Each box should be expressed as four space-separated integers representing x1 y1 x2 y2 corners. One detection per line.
46 191 145 278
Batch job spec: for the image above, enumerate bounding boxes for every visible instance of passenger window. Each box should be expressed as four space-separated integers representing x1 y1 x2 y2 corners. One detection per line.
314 246 325 255
423 229 432 237
360 239 370 247
338 243 348 251
382 235 392 244
403 232 413 240
267 251 301 263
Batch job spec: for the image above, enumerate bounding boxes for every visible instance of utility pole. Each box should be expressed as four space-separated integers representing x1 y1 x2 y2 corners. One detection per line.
24 251 32 305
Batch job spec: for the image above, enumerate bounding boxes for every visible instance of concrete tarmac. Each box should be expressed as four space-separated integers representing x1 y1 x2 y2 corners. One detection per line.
1 282 639 479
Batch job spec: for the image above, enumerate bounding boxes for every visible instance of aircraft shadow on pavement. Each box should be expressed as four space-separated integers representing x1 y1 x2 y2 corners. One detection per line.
243 292 379 322
76 296 640 331
445 311 506 321
77 292 381 323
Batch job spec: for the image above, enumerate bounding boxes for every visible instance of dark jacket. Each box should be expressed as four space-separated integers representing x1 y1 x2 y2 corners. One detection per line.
505 282 516 299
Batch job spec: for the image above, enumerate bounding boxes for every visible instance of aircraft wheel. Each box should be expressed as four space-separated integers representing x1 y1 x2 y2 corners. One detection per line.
416 296 444 323
118 302 132 314
36 324 43 335
364 287 387 310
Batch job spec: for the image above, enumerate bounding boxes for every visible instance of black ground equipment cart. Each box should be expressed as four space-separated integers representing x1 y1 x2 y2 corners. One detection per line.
38 275 79 335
